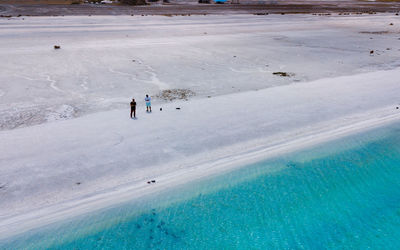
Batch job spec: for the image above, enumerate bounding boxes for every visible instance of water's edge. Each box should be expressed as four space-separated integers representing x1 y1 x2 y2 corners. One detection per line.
2 120 400 249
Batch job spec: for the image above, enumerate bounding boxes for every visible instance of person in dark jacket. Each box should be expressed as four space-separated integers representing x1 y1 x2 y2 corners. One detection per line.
130 98 136 119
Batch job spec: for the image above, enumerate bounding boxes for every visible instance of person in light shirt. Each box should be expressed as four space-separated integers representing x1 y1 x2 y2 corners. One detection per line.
145 94 152 113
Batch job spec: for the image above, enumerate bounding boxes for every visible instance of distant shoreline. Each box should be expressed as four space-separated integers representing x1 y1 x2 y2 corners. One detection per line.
1 1 400 17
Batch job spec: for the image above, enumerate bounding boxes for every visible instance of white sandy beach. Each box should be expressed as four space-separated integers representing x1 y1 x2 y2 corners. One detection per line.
1 13 400 239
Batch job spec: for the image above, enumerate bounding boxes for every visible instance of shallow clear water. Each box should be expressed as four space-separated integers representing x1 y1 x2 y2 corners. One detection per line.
2 123 400 249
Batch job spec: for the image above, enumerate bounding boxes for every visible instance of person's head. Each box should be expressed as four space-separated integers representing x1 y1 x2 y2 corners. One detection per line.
146 94 149 97
132 98 135 101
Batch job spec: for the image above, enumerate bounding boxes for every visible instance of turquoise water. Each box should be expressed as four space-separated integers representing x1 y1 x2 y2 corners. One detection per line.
2 123 400 249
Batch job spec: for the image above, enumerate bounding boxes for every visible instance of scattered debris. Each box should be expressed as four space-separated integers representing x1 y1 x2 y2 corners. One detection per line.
157 89 195 101
273 72 295 77
54 45 61 49
147 180 156 184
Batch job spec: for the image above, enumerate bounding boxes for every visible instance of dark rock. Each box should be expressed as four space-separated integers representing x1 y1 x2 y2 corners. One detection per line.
176 107 180 110
54 45 61 49
272 72 294 77
151 180 156 183
147 181 151 184
390 23 394 25
370 50 374 54
76 182 81 185
160 108 162 111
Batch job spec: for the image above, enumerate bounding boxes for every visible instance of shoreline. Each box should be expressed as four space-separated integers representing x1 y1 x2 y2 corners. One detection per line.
1 105 399 241
1 66 400 239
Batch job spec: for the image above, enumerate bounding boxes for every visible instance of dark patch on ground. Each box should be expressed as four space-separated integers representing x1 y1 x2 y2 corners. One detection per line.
273 72 295 77
1 2 400 17
157 89 195 101
360 31 391 34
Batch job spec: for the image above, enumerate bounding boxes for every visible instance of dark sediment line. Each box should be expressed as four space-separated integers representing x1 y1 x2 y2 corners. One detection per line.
0 2 399 17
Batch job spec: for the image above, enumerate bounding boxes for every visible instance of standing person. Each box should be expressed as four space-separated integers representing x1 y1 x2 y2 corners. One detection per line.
130 98 136 119
145 94 152 113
